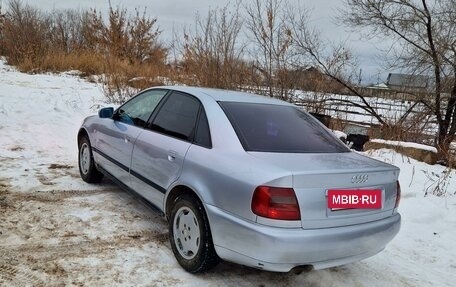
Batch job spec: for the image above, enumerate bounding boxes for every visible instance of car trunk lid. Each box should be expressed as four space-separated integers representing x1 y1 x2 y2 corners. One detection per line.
248 152 400 229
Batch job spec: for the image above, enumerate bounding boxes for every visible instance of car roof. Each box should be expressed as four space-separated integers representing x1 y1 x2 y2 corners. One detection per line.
153 86 294 106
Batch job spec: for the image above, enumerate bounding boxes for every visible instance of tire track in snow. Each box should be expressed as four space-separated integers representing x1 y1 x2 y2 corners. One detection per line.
0 265 45 287
0 229 169 261
7 188 122 202
0 186 171 285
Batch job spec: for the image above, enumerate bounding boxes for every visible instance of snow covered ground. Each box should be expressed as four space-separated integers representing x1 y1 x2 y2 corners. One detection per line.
1 59 455 286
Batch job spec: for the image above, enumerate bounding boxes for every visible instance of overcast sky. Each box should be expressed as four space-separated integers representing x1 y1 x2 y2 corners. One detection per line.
15 0 392 84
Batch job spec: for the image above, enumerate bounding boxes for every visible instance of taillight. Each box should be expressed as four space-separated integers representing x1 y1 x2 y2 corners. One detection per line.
251 186 301 220
395 181 401 209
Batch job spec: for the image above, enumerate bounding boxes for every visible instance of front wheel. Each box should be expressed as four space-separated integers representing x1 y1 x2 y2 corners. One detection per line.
78 136 103 183
169 194 219 273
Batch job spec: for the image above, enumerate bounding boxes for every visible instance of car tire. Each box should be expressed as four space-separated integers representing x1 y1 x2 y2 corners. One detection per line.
169 194 219 273
78 136 103 183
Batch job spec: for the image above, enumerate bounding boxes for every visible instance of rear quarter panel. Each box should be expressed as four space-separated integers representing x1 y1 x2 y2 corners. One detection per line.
175 144 292 222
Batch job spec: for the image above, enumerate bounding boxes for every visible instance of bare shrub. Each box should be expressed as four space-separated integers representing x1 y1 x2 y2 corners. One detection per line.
424 168 454 197
105 6 129 59
102 73 138 104
0 1 165 69
0 4 5 55
100 56 167 103
127 8 164 64
0 0 167 104
80 9 105 53
0 0 50 68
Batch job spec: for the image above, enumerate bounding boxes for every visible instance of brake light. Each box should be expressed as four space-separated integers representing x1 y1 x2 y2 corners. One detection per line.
251 186 301 220
395 181 401 209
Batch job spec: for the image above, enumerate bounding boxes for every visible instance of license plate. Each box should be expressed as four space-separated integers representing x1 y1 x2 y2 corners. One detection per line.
327 189 382 209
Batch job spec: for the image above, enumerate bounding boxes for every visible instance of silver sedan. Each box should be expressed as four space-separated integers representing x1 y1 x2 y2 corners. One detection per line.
78 86 401 273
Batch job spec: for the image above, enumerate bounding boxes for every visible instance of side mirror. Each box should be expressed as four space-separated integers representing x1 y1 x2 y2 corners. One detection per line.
99 107 114 118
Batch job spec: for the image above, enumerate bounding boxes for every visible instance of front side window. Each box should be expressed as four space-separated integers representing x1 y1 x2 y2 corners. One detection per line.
220 102 349 153
116 89 168 127
150 92 201 141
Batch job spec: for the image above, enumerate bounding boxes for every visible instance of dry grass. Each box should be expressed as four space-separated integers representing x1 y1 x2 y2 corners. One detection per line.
41 52 107 75
17 51 106 75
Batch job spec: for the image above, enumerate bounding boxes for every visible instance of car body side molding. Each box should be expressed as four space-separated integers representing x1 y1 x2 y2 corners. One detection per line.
93 147 167 194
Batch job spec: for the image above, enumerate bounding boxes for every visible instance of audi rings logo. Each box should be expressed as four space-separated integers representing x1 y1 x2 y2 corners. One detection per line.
351 174 369 184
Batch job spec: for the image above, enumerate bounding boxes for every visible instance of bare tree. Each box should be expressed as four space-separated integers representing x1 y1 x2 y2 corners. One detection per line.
342 0 456 163
287 5 388 125
49 9 83 53
181 2 245 89
245 0 294 100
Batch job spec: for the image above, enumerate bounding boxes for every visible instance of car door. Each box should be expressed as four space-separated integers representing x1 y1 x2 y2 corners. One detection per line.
93 89 168 186
130 91 202 208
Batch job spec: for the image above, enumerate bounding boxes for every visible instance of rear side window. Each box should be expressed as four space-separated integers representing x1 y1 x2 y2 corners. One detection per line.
194 109 212 148
150 92 200 141
220 102 349 153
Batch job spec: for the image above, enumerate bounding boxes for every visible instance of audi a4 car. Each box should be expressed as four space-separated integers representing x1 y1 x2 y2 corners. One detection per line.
77 86 401 273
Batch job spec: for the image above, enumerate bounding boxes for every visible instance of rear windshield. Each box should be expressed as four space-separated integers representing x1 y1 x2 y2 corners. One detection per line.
220 102 349 153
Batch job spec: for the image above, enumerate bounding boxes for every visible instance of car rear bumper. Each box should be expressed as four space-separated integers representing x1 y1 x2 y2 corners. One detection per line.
205 204 401 272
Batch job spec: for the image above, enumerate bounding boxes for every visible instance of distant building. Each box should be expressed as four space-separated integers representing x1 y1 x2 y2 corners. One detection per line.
386 73 430 92
289 67 347 94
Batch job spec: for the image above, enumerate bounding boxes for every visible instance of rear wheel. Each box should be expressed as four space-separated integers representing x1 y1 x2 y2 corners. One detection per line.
169 194 219 273
78 136 103 183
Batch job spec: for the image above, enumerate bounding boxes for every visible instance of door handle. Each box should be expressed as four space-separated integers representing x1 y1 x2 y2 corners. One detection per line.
168 150 178 162
124 136 130 143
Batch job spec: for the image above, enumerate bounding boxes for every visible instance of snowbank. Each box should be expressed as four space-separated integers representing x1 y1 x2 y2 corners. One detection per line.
370 139 437 153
